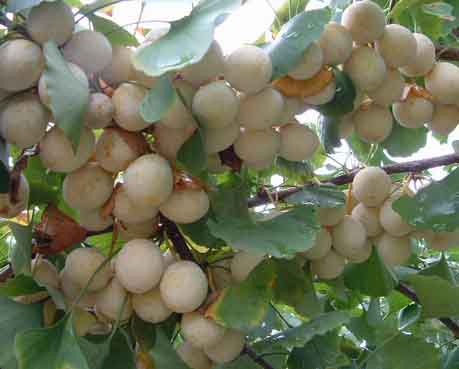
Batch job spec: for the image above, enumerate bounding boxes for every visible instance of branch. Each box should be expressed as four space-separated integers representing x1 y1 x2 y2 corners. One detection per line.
436 46 459 61
160 215 196 262
243 346 276 369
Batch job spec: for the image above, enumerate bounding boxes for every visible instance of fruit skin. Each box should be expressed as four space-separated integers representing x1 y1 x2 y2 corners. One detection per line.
181 312 226 349
95 277 133 321
392 95 434 129
279 123 319 162
317 206 345 227
31 258 59 289
366 69 404 107
60 269 99 309
78 208 113 232
181 41 224 86
112 83 150 132
204 121 240 154
230 251 265 282
0 175 29 219
311 250 345 280
160 96 196 130
352 166 392 207
234 128 280 164
204 329 245 364
224 45 272 95
154 122 196 161
159 189 210 224
425 62 459 105
400 33 436 77
344 47 386 92
101 46 133 87
160 261 208 313
353 103 393 143
379 197 412 237
376 233 411 266
428 105 459 136
85 93 114 129
303 228 332 260
113 186 158 224
375 24 417 68
0 39 45 92
278 96 304 125
118 219 157 241
303 79 336 105
332 215 367 259
288 42 324 80
132 287 172 323
177 341 213 369
318 22 353 65
351 203 383 237
348 239 373 264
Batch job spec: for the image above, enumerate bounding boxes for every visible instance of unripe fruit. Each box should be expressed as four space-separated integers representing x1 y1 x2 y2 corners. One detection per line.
311 250 345 280
181 312 226 349
400 33 436 77
63 30 113 74
288 42 324 80
31 258 59 289
204 329 245 364
154 122 196 161
332 215 367 258
230 251 265 282
160 261 208 313
123 154 173 207
192 80 239 129
0 174 29 219
347 239 373 264
101 46 133 87
224 45 272 95
353 103 393 143
85 93 114 129
78 208 113 232
39 126 95 173
341 0 386 44
112 83 150 132
160 189 210 224
425 62 459 105
303 79 336 105
161 96 196 130
234 129 280 164
95 277 133 321
26 1 74 45
366 69 404 107
60 270 99 309
303 228 332 260
0 39 45 92
238 87 284 130
344 47 386 92
63 163 114 211
380 197 412 236
392 95 434 129
132 287 172 323
376 233 411 266
64 247 111 292
375 25 417 68
428 105 459 136
279 123 319 162
177 341 213 369
278 96 304 125
113 186 158 224
118 219 157 241
204 121 240 154
317 206 345 227
115 239 164 294
181 41 224 85
351 203 382 237
318 22 353 65
352 167 391 207
428 231 459 251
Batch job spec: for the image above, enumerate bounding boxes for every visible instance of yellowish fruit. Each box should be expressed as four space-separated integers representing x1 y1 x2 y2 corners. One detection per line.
379 197 413 236
132 287 172 323
400 33 436 77
352 166 391 207
428 105 459 136
344 47 386 92
234 128 280 164
332 215 367 259
317 206 345 227
366 69 404 107
85 93 114 129
303 228 332 260
177 341 213 369
351 203 383 237
288 42 324 80
204 329 245 364
95 277 133 321
159 189 210 224
311 250 345 280
181 41 224 86
112 83 150 132
230 251 265 282
376 233 411 266
318 22 353 65
425 62 459 105
181 312 226 349
279 123 319 161
375 24 417 68
393 95 434 129
353 103 393 143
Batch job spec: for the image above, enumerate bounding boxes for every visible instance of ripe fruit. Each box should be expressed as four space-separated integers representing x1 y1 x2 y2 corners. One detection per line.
303 228 332 260
332 215 367 258
204 329 245 364
181 41 224 85
400 33 436 77
428 105 459 136
132 287 172 323
101 45 133 87
224 45 272 95
95 277 133 321
352 167 391 207
113 186 158 224
72 307 97 337
425 62 459 105
367 69 404 107
31 258 59 289
60 270 99 309
118 218 157 241
160 261 208 313
159 189 210 224
154 122 196 161
63 30 113 74
288 42 324 80
177 341 213 369
317 206 345 227
303 79 336 105
39 126 95 173
160 96 196 130
339 114 355 138
310 250 345 280
162 249 177 268
204 121 240 154
181 312 226 349
318 22 353 65
379 197 412 236
112 83 150 132
353 103 393 143
375 24 417 68
376 233 411 266
428 231 459 251
279 123 319 161
392 95 434 129
230 251 265 282
78 208 113 232
63 163 114 210
26 1 74 45
115 239 164 294
0 175 29 219
278 96 304 125
344 47 386 92
85 93 114 129
233 128 280 164
0 39 45 92
347 239 373 264
192 80 239 129
351 203 383 237
123 154 173 206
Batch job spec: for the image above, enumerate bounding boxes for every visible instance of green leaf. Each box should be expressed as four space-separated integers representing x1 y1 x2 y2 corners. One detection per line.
208 206 319 258
390 0 426 19
78 335 111 369
443 347 459 369
99 330 136 369
272 0 310 33
264 8 331 80
275 157 314 182
177 128 207 176
210 172 249 219
6 0 47 12
43 41 89 150
9 221 33 276
133 0 241 76
147 329 189 369
180 215 225 248
285 184 345 208
88 15 139 46
343 247 398 297
319 115 342 154
419 254 456 284
131 315 156 352
422 2 455 20
0 274 44 297
317 70 356 117
0 138 9 194
398 303 421 330
0 297 42 369
140 75 176 123
381 122 428 158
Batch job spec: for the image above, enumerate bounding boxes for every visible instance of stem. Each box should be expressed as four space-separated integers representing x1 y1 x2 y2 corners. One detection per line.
160 216 195 262
243 346 277 369
436 46 459 61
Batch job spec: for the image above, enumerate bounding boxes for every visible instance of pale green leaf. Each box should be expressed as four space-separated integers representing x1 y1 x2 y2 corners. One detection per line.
140 75 176 123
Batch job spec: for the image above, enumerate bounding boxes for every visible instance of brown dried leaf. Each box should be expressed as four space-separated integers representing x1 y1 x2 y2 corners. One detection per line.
272 67 334 98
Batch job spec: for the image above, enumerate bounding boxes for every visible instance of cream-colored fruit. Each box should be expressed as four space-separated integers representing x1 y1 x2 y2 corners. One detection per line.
353 103 393 143
160 96 196 130
204 329 245 364
113 186 158 224
234 129 280 164
376 233 411 266
177 341 213 369
279 123 319 161
60 270 99 308
154 122 196 161
425 62 459 105
112 83 150 132
115 239 164 294
123 154 173 206
63 163 114 210
367 69 404 107
352 166 392 207
318 22 353 65
79 208 113 232
351 203 383 237
118 219 157 241
63 30 112 74
204 121 240 154
380 197 412 236
181 312 226 349
278 96 304 125
393 95 434 129
375 24 417 68
72 307 97 337
31 258 59 289
173 79 197 108
192 80 239 129
332 215 367 258
101 46 133 86
26 1 74 45
303 228 332 260
162 249 177 268
39 126 95 173
428 231 459 250
230 251 265 282
224 45 272 95
344 47 386 92
132 287 172 323
160 261 208 313
0 174 29 219
211 258 233 290
311 250 345 280
238 87 284 130
181 41 224 85
400 33 436 77
95 277 133 321
0 89 11 102
288 42 324 80
317 206 345 227
428 105 459 136
339 113 355 138
64 248 111 292
159 189 210 224
0 39 45 92
85 93 114 129
348 239 373 264
304 79 336 105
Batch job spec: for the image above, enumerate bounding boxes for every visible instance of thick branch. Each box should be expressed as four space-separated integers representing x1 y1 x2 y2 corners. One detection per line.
243 346 276 369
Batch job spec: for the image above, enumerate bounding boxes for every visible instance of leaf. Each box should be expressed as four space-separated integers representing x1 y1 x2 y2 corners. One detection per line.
89 15 139 46
343 247 398 297
0 297 42 369
99 330 136 369
275 157 314 182
398 303 421 330
9 221 33 276
133 0 241 76
285 184 345 208
180 215 225 248
140 75 176 123
319 115 342 154
422 2 455 20
390 0 426 19
6 0 46 12
131 315 156 352
381 122 428 158
78 335 111 369
419 254 456 284
264 8 331 80
43 42 89 150
210 172 249 219
208 206 319 258
0 138 9 194
272 0 310 33
443 347 459 369
177 129 207 177
0 274 44 297
317 70 356 117
147 329 189 369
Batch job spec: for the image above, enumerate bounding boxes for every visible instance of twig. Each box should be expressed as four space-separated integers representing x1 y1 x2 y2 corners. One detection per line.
243 346 276 369
160 216 195 262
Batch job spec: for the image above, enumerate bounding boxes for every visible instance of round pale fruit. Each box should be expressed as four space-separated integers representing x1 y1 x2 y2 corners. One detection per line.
332 215 367 259
160 261 208 313
159 189 210 224
375 24 417 68
344 47 386 92
181 312 226 349
101 46 133 87
161 96 196 130
279 123 319 162
85 93 114 129
341 0 386 44
63 163 114 211
115 239 164 294
95 277 133 321
428 231 459 251
310 250 345 280
113 186 158 224
173 79 197 108
425 62 459 105
60 270 99 309
154 122 196 161
123 154 173 206
64 247 111 292
353 103 393 143
163 249 177 268
351 203 383 237
376 233 411 266
204 329 245 364
192 80 239 129
352 166 392 207
181 41 224 85
234 128 280 164
118 219 157 241
348 239 373 264
230 251 265 282
238 87 284 130
204 121 240 154
318 22 353 65
31 258 59 289
63 30 112 74
132 287 172 323
26 0 74 45
224 45 272 95
428 105 459 136
317 206 345 227
392 95 434 129
367 69 404 107
78 208 113 232
380 197 412 236
177 341 213 369
288 42 323 80
303 228 332 260
339 113 355 138
112 83 150 132
400 33 436 77
211 258 233 290
39 126 95 173
304 79 336 105
0 175 29 219
278 96 304 126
